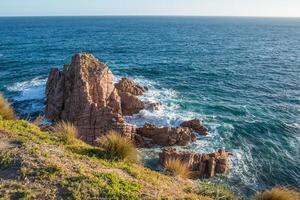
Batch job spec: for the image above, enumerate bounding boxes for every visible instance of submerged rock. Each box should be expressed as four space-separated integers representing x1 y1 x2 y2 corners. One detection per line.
136 123 196 146
159 147 230 178
115 77 147 96
180 119 208 135
45 53 135 143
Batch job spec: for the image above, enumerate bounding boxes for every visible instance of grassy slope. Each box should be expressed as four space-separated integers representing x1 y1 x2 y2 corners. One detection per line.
0 119 238 200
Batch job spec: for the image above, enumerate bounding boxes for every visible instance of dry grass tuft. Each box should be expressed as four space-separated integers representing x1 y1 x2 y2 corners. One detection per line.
32 115 44 126
0 93 16 120
54 121 78 144
254 187 300 200
96 131 138 162
164 158 191 179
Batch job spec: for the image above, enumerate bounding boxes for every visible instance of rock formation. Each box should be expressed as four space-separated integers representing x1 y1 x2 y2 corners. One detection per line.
118 92 145 116
45 53 231 178
136 123 196 146
180 119 208 135
159 147 230 178
115 77 146 116
115 77 146 96
44 54 206 146
45 53 135 143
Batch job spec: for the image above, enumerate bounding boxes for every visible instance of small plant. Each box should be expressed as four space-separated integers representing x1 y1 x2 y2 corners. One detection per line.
54 121 78 144
0 151 15 169
163 158 191 179
96 131 138 162
196 182 239 200
0 181 35 199
98 173 141 199
0 93 16 120
21 164 62 181
254 187 300 200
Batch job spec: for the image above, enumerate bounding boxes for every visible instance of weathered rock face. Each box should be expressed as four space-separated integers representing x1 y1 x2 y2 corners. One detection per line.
45 53 135 143
115 77 146 96
136 123 196 146
115 77 147 116
118 92 144 116
180 119 208 135
159 147 230 178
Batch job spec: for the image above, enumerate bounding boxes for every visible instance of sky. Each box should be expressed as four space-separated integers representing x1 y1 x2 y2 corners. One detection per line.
0 0 299 17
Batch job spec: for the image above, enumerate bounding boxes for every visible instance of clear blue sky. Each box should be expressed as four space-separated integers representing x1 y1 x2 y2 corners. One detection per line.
0 0 299 17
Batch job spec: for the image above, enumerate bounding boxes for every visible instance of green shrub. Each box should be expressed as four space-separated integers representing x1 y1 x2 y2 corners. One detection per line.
54 121 78 144
0 151 15 169
96 131 138 162
254 187 300 200
61 173 141 200
196 182 239 200
0 120 57 144
163 158 191 179
21 164 62 181
97 173 141 199
0 93 16 120
66 145 106 159
0 181 35 200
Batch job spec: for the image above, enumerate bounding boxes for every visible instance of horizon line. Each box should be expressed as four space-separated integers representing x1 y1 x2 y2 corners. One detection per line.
0 15 300 18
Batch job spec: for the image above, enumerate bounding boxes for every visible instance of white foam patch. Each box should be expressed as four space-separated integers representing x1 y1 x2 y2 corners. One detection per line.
287 122 300 129
122 76 206 128
7 77 47 101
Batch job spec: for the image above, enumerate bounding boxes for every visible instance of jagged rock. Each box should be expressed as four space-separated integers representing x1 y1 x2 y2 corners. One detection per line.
115 77 146 96
114 77 147 116
136 123 196 146
134 134 154 148
118 92 145 116
45 53 135 143
159 147 230 178
180 119 208 135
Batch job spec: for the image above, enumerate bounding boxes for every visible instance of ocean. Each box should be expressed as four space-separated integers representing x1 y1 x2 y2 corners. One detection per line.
0 16 299 198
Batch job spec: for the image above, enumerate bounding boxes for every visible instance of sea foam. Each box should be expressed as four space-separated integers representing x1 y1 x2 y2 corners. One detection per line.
7 77 47 101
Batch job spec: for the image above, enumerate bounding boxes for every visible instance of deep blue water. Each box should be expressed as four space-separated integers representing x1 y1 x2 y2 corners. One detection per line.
0 16 300 198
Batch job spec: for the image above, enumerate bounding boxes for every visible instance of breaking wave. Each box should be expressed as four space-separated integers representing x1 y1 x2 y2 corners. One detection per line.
7 77 47 101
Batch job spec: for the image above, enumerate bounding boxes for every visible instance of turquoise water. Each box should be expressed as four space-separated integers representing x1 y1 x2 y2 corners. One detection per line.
0 17 299 198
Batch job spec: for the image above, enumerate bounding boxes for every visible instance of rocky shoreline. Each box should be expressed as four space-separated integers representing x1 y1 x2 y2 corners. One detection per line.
45 52 230 178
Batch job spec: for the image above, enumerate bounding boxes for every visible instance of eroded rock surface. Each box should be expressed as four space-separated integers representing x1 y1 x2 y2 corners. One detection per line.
136 123 196 146
45 53 135 143
118 92 145 116
180 119 208 135
115 77 147 116
159 147 230 178
115 77 147 96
